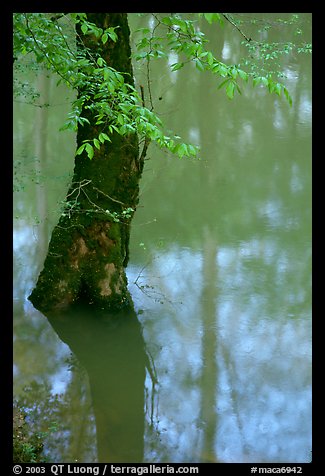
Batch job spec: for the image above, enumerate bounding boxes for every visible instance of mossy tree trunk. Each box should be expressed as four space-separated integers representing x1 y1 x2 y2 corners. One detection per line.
29 13 143 313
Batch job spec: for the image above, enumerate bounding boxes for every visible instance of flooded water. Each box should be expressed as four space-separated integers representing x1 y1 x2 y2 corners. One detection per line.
13 14 312 463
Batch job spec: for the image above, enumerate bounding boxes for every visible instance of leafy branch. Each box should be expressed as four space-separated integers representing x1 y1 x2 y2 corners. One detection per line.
14 13 200 160
14 12 307 163
133 13 294 103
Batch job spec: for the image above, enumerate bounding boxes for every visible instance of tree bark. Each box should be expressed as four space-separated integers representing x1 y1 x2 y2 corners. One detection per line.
29 13 142 313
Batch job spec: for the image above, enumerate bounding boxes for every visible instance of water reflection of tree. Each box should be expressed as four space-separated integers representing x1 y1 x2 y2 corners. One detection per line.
14 303 158 463
45 304 156 463
199 227 218 462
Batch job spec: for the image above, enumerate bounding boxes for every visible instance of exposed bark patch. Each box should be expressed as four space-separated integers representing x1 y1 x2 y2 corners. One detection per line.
70 237 90 269
99 263 117 296
58 279 69 291
114 270 125 295
94 223 116 254
53 280 76 310
98 231 115 248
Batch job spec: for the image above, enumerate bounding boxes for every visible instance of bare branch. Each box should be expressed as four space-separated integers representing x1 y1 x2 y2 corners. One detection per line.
222 13 252 42
139 85 151 166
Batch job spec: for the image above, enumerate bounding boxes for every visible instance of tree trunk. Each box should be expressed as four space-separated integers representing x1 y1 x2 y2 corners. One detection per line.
29 13 142 313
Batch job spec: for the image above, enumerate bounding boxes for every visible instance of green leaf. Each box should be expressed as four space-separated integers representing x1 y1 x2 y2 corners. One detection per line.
106 81 115 93
154 50 167 58
91 26 102 38
135 27 151 35
195 58 205 72
226 81 235 99
218 78 231 90
230 67 238 79
117 114 124 125
134 51 149 60
101 33 108 44
274 82 282 96
204 13 223 25
77 116 90 126
237 69 248 82
85 143 94 159
81 23 88 35
206 51 214 66
103 68 113 81
109 124 119 133
137 37 149 50
161 16 174 26
260 76 270 86
171 62 184 71
283 87 293 106
76 144 86 156
187 144 198 156
254 76 268 87
93 138 100 149
172 142 194 158
213 63 229 77
107 27 118 42
113 71 124 85
98 132 110 143
176 143 187 158
173 18 188 33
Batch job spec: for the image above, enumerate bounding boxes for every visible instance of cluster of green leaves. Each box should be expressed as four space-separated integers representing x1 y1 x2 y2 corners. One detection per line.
13 13 200 160
240 37 310 91
14 13 307 161
133 13 294 103
225 13 312 88
104 207 135 222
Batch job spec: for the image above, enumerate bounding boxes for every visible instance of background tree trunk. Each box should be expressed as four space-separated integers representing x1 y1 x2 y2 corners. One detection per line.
29 13 142 312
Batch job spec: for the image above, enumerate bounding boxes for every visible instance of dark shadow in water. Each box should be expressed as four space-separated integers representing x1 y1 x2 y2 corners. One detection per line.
46 302 155 463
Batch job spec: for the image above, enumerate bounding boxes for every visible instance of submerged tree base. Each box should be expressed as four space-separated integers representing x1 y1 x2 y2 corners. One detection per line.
28 214 133 313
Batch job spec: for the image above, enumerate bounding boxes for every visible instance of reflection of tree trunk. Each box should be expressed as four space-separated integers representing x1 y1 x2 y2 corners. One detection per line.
64 366 93 461
199 227 218 462
29 13 142 313
46 303 149 463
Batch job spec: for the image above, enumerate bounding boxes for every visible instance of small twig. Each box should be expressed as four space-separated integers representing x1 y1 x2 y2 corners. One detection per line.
81 187 102 211
140 84 146 108
139 85 151 165
134 261 150 286
92 186 127 206
222 13 252 42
